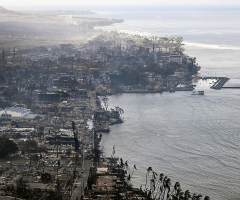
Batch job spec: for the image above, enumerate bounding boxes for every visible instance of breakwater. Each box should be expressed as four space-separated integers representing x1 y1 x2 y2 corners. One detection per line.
222 87 240 89
210 77 229 89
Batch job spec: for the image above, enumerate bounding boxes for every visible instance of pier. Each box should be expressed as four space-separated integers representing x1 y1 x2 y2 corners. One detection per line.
210 77 229 89
222 86 240 89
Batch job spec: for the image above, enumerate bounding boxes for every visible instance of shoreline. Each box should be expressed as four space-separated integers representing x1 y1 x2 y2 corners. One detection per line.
102 76 230 96
89 93 211 199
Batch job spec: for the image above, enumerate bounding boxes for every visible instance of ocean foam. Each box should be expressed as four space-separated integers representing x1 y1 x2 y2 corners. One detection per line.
185 42 240 50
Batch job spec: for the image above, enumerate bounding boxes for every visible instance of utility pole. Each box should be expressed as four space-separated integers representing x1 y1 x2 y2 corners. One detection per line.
56 139 59 158
82 142 84 169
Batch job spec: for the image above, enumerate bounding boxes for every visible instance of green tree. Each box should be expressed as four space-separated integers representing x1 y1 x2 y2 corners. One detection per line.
0 136 18 158
19 139 38 154
37 126 44 139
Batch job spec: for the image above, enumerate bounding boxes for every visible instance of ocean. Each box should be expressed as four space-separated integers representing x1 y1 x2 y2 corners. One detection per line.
90 5 240 200
10 4 240 199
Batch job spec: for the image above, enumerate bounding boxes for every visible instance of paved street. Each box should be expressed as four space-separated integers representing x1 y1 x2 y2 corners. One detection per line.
70 159 92 200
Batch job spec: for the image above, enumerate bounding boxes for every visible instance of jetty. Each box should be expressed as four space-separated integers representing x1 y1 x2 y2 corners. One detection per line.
210 77 229 89
222 86 240 89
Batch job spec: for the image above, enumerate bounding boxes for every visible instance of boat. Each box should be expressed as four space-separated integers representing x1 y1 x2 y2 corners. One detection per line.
191 90 204 95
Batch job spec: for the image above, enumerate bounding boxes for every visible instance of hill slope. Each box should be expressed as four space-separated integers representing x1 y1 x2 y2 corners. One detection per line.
0 6 7 11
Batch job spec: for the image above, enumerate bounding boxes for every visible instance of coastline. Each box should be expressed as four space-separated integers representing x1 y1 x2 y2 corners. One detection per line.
99 76 230 96
0 4 239 200
0 7 124 49
88 91 211 200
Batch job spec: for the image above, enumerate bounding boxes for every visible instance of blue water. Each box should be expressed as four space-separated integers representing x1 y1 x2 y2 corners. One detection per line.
91 6 240 200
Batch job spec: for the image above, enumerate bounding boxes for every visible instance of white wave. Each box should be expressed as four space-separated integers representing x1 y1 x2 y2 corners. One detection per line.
115 29 152 36
184 42 240 50
94 12 112 15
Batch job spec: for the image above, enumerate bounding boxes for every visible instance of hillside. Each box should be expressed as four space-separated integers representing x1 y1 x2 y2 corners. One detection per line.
0 6 7 11
0 7 123 49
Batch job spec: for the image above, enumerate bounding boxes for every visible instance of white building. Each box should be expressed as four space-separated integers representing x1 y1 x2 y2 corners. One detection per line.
0 107 31 119
169 54 183 64
1 110 11 119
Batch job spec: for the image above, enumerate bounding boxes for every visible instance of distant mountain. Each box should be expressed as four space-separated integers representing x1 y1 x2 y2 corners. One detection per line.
0 6 7 11
0 6 23 15
18 10 96 16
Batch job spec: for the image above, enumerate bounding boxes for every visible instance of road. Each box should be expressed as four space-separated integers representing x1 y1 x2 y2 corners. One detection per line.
70 159 92 200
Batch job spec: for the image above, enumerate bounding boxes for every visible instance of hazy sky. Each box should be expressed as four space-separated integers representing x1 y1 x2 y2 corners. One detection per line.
2 0 240 6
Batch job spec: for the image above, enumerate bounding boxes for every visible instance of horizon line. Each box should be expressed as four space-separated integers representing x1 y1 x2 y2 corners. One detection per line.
2 4 240 10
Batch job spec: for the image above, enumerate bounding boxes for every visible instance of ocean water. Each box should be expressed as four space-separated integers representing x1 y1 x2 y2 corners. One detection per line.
10 4 240 199
92 6 240 78
5 4 239 199
102 90 240 200
92 6 240 200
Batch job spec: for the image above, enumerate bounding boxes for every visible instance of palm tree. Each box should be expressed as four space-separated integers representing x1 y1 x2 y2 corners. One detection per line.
126 164 137 183
111 145 115 158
